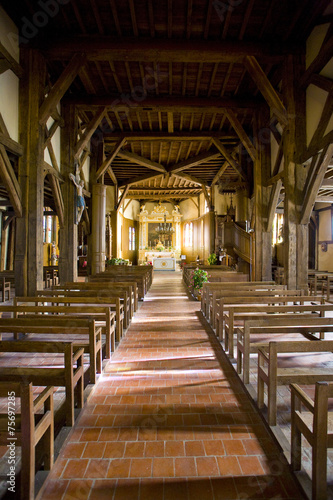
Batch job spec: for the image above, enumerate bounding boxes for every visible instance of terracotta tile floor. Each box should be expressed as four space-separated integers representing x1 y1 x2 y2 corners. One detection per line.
39 271 304 499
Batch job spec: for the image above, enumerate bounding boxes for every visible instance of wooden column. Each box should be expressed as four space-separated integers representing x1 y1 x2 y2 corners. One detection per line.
15 49 45 295
253 107 272 281
91 183 106 274
283 54 308 290
59 103 78 283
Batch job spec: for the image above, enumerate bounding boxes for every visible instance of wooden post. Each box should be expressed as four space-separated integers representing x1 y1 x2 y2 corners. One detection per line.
253 107 272 281
15 48 45 295
91 183 106 274
59 103 78 283
283 54 308 290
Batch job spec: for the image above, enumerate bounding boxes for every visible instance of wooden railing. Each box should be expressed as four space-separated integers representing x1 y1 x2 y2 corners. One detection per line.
220 222 252 264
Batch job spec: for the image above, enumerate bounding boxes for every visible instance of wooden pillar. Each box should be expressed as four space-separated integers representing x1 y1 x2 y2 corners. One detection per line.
8 220 15 270
91 183 106 274
253 107 272 281
283 54 308 290
15 48 45 295
0 224 8 271
59 103 78 283
209 210 215 255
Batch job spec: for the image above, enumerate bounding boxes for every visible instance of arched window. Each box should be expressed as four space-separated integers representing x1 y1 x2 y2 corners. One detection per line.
184 222 193 247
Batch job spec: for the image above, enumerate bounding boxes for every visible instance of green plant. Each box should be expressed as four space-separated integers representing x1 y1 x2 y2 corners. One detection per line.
108 257 129 265
190 269 208 291
207 253 217 265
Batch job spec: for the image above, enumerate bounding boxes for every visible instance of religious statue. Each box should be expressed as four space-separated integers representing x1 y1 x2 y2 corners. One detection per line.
51 241 57 266
69 166 85 223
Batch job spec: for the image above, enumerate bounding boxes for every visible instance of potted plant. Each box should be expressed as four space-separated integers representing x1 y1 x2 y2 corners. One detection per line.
207 253 217 265
190 269 208 300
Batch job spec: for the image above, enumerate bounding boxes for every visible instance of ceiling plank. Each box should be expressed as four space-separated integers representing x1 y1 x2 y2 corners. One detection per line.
96 137 126 180
119 172 163 188
301 144 333 224
129 0 139 36
224 109 257 161
39 53 86 125
244 56 288 127
167 151 221 174
74 107 106 160
147 0 155 37
109 0 122 36
117 151 166 173
212 138 246 179
167 112 174 133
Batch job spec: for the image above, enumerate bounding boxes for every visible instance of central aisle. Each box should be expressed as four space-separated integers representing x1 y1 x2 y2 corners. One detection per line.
41 271 303 500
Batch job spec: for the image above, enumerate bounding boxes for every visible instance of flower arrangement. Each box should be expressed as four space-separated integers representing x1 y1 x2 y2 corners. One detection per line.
190 269 208 292
207 253 217 265
155 243 165 252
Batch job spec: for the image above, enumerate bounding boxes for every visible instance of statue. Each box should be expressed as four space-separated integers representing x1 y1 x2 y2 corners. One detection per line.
69 166 85 223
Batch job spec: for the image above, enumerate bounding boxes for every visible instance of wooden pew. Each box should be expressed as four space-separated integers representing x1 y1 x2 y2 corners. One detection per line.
1 277 10 302
87 277 138 312
4 302 116 358
212 289 307 331
33 292 124 341
101 266 152 298
0 381 54 500
257 340 333 425
0 340 84 427
201 281 278 319
236 316 333 383
0 317 101 386
290 381 333 500
52 283 131 329
223 303 333 356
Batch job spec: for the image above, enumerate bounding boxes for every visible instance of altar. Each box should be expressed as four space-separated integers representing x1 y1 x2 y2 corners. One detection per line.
153 257 176 271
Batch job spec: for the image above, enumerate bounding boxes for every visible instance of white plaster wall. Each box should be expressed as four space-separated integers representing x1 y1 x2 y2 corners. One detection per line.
179 198 198 220
0 9 19 142
123 199 140 220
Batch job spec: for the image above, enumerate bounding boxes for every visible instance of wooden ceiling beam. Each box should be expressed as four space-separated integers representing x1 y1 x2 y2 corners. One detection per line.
128 186 200 192
74 107 106 160
116 185 130 211
211 161 228 186
211 138 246 180
126 193 198 200
0 145 22 217
104 132 238 141
41 37 298 62
96 137 126 180
0 41 24 78
167 151 221 174
223 109 257 161
39 53 86 125
47 173 65 227
244 56 288 127
73 95 261 110
173 172 204 186
117 151 166 173
301 144 333 224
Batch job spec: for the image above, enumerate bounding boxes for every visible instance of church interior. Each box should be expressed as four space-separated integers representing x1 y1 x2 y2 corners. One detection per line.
0 0 333 498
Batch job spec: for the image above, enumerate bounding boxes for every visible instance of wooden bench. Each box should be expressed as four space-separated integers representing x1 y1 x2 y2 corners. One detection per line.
0 340 84 427
290 381 333 500
212 289 307 331
223 303 333 356
201 281 278 319
5 302 116 358
87 277 138 312
33 292 124 342
0 317 101 386
237 316 333 383
257 340 333 425
0 381 54 499
52 282 131 328
100 266 152 298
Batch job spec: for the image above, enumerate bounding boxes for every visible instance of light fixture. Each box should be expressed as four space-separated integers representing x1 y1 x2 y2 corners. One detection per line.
155 214 175 242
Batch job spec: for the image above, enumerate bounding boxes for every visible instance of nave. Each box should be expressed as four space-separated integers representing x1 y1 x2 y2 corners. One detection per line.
39 271 303 500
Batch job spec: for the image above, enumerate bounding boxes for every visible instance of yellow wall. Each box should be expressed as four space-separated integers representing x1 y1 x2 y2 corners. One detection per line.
117 213 138 264
181 212 212 264
317 205 333 271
